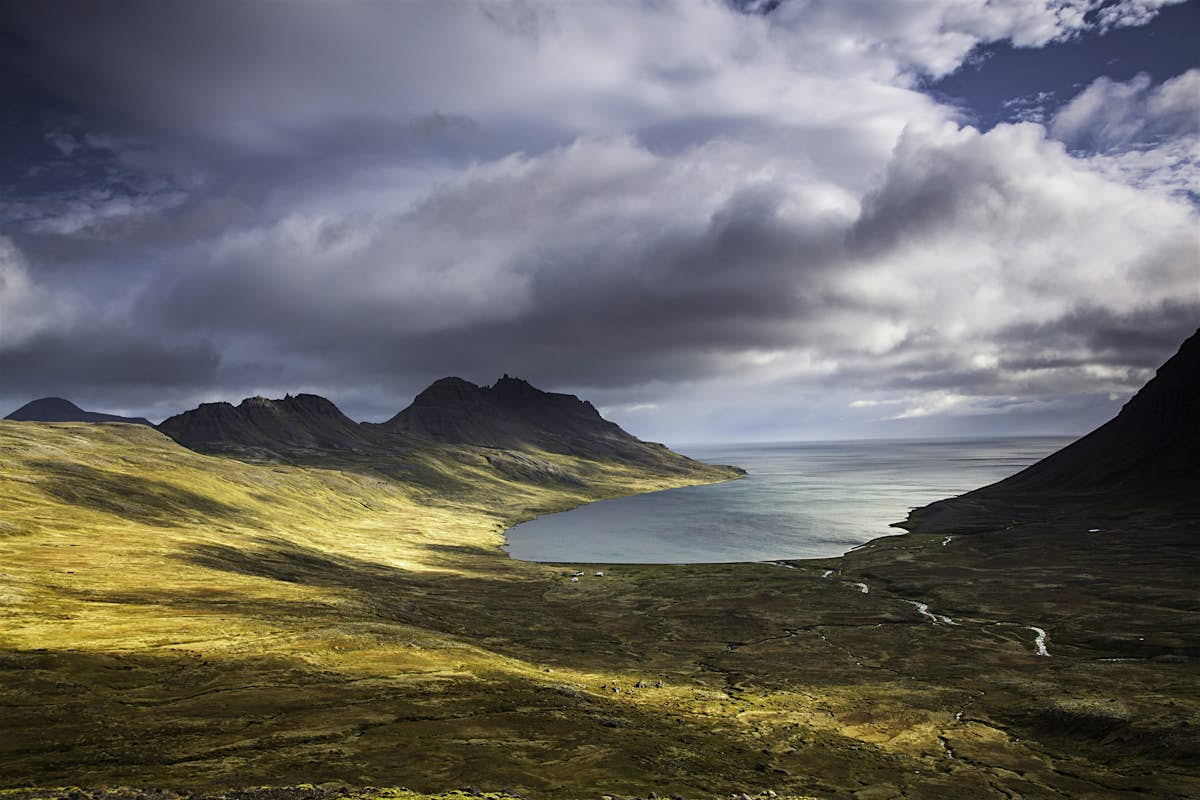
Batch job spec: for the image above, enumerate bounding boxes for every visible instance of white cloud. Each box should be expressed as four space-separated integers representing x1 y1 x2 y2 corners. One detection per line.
1048 68 1200 204
1051 69 1200 151
26 188 189 237
1082 136 1200 199
2 0 1195 438
0 238 69 348
45 129 80 156
846 118 1198 337
141 116 1198 434
892 391 971 419
8 1 1185 151
1094 0 1187 30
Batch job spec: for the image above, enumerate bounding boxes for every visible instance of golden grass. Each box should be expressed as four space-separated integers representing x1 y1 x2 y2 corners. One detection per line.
2 421 1196 799
0 421 725 654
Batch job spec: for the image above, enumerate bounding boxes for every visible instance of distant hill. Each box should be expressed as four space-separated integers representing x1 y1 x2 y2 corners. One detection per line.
157 377 739 483
5 397 152 426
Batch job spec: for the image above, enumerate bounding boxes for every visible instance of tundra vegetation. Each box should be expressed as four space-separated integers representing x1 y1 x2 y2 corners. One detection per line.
2 351 1198 799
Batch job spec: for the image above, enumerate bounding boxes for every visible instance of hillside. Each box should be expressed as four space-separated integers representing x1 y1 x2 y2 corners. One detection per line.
982 326 1199 498
900 327 1200 534
5 397 152 426
157 378 736 487
0 419 852 798
373 375 685 465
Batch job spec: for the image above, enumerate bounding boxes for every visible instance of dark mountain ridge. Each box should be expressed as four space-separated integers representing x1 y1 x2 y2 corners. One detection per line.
155 376 734 482
157 393 385 458
903 327 1200 531
5 397 152 426
370 374 669 463
986 326 1199 497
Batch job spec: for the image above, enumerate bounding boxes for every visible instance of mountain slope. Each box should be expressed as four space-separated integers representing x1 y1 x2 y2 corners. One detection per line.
4 395 1195 797
157 393 385 459
156 379 741 486
984 327 1199 496
902 327 1200 532
372 375 681 465
5 397 152 425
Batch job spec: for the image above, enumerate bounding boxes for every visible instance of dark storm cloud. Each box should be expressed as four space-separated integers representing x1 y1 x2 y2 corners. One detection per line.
146 168 847 388
0 1 1196 438
0 329 220 408
996 301 1200 367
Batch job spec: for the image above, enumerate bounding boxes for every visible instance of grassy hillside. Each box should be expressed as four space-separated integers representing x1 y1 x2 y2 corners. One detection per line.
2 422 1197 799
0 421 736 656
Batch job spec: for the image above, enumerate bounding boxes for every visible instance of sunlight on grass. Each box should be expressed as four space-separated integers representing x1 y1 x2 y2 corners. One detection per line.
3 421 1195 799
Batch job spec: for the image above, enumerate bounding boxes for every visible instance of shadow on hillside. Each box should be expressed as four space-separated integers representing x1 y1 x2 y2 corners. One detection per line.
174 537 674 659
30 460 255 527
418 541 508 561
185 538 415 591
179 537 539 633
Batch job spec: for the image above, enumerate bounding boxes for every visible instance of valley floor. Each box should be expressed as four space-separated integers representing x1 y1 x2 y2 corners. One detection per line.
1 423 1197 799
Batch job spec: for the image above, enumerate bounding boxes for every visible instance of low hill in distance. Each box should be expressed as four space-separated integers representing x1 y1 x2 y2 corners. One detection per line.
4 396 152 426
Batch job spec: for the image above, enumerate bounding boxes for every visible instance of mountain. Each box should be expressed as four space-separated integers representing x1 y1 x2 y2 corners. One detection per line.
156 378 738 483
5 397 152 426
985 327 1199 497
904 327 1200 531
370 374 675 464
157 393 383 459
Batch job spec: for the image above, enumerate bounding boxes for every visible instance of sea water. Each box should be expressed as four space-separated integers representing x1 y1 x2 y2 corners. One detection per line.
503 437 1073 564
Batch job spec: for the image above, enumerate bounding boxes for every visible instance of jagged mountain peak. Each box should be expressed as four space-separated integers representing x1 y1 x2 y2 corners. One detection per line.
411 377 488 405
158 391 375 457
156 377 725 480
376 375 625 454
236 393 346 416
491 374 535 392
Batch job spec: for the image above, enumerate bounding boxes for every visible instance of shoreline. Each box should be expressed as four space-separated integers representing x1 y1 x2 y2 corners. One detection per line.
499 479 918 569
496 469 750 563
499 435 1068 568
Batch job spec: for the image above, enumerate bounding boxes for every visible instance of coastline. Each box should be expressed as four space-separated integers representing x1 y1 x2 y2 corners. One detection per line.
500 436 1067 566
498 469 748 562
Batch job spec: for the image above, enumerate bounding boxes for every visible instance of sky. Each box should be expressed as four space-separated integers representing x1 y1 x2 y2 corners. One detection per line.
0 0 1197 444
